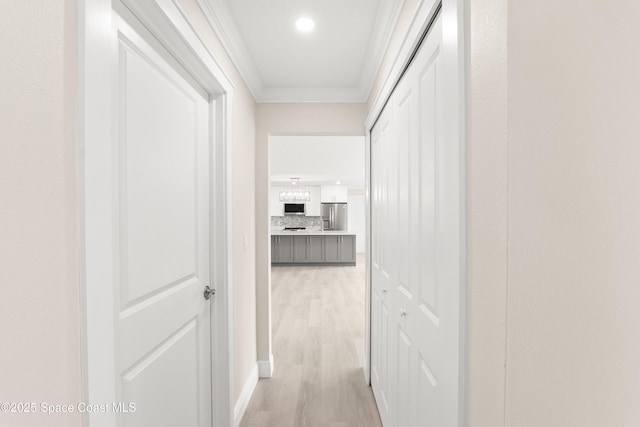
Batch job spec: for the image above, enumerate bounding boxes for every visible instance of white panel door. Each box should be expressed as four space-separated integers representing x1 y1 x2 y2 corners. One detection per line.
408 17 451 425
392 51 419 427
371 103 397 427
112 12 212 427
370 13 461 427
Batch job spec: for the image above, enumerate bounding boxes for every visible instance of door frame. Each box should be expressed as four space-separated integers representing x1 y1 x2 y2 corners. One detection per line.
363 0 467 421
78 0 235 425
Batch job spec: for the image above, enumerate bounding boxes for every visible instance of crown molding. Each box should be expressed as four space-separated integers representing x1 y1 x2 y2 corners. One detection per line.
197 0 263 98
255 87 367 103
358 0 406 99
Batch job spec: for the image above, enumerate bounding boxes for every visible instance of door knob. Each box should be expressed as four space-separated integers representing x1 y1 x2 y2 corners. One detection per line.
400 309 407 317
204 285 216 300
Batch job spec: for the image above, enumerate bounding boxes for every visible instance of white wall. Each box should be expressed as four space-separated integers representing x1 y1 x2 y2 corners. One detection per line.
467 0 640 425
467 0 509 424
270 136 365 190
0 2 82 426
505 2 640 425
347 195 366 253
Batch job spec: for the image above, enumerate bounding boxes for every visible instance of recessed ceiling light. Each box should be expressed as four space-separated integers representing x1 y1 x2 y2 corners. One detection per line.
295 17 315 33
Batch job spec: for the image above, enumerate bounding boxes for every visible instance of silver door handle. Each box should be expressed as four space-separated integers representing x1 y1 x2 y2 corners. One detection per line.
204 285 216 300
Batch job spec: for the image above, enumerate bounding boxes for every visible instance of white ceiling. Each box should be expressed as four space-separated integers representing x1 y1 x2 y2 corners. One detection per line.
199 0 404 102
270 136 365 190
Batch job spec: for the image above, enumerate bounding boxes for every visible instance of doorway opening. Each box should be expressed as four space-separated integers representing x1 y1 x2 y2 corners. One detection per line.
240 135 377 425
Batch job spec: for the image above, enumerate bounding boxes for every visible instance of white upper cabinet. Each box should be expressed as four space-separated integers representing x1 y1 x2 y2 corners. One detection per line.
269 187 284 216
321 185 348 203
306 186 321 216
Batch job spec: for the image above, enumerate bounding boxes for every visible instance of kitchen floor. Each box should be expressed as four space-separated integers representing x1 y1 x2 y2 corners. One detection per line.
239 254 382 427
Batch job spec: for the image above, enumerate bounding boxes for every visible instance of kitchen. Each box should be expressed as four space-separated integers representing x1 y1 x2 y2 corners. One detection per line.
243 134 378 425
268 135 366 266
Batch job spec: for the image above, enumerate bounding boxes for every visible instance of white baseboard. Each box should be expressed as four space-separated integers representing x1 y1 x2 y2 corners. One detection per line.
233 364 259 427
258 353 274 378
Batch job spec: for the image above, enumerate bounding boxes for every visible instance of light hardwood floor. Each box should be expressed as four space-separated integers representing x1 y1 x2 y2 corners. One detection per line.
240 254 382 427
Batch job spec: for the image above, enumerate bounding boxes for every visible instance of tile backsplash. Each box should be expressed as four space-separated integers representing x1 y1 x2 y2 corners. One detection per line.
271 216 322 228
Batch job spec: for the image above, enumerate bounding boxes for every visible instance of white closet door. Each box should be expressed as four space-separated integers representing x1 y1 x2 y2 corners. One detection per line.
371 13 461 427
371 103 397 426
112 12 212 427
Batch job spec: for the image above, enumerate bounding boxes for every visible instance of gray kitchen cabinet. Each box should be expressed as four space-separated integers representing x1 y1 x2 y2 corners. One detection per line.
273 234 354 265
271 235 293 263
308 236 325 262
339 235 355 263
324 235 356 264
293 235 324 263
324 235 340 262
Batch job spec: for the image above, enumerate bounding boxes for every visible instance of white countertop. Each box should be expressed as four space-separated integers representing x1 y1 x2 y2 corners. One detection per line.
271 228 355 236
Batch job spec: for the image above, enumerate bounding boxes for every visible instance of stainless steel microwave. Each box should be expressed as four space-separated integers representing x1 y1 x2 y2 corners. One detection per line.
284 203 306 216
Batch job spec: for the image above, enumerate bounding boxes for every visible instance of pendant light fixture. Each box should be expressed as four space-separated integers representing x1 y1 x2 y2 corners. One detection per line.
279 177 310 202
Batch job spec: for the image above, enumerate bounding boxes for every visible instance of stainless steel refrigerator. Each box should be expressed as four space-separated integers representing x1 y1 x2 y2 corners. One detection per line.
321 203 348 231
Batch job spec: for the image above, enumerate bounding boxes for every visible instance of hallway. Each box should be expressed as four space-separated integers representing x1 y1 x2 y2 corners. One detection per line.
240 255 381 426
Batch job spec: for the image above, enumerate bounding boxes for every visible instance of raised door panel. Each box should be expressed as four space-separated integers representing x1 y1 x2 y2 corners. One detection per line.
370 101 396 427
293 235 309 262
391 36 422 427
393 71 418 315
417 354 440 425
412 15 460 427
412 17 449 416
277 236 294 263
272 236 283 263
324 235 340 262
271 236 278 263
371 289 393 427
416 33 439 333
113 13 211 427
308 236 324 262
340 236 356 262
281 236 294 262
396 326 413 427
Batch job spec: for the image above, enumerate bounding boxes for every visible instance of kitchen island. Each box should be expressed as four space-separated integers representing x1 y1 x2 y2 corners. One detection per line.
271 229 356 266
